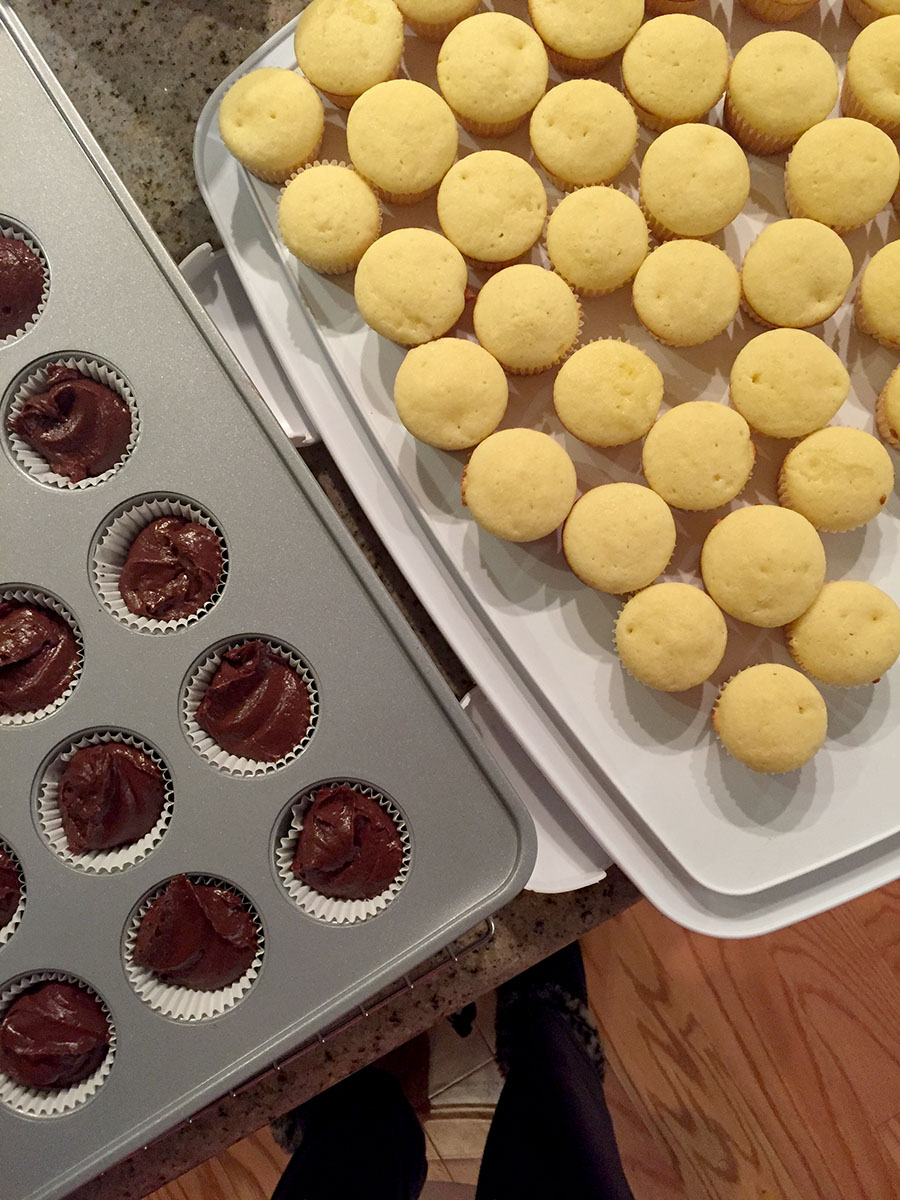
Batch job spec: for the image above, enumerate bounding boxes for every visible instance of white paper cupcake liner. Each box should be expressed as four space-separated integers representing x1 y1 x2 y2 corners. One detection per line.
0 221 49 346
35 731 173 874
122 875 264 1021
275 781 411 925
0 587 83 726
0 839 25 948
0 972 116 1117
4 355 139 489
91 495 227 633
182 637 319 776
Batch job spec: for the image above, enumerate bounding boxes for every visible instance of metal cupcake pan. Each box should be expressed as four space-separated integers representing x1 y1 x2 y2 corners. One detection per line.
0 11 535 1200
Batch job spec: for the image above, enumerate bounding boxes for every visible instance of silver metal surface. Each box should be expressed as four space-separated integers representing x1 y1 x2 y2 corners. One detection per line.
0 9 535 1199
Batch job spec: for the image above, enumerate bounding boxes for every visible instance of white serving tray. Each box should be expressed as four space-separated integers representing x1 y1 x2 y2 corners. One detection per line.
194 2 900 932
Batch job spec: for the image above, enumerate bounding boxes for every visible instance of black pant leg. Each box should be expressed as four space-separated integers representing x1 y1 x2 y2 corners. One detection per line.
475 1000 636 1200
271 1066 428 1200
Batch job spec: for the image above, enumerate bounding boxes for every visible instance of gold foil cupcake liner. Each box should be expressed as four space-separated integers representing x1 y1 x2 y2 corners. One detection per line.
4 355 139 490
0 972 116 1117
0 587 83 727
91 494 227 634
122 875 264 1021
0 220 49 345
0 839 25 949
35 731 174 875
182 637 319 777
275 782 411 925
875 368 900 451
279 160 383 275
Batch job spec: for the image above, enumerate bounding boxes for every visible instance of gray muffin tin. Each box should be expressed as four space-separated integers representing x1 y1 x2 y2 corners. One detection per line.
0 11 535 1200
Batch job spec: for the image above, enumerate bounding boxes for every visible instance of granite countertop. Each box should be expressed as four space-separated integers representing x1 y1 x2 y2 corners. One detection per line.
11 2 639 1195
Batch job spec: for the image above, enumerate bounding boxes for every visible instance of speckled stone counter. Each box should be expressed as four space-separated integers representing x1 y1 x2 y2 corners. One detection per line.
10 3 639 1195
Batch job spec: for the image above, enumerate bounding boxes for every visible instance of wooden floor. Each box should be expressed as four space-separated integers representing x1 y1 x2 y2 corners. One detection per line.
151 883 900 1200
582 883 900 1200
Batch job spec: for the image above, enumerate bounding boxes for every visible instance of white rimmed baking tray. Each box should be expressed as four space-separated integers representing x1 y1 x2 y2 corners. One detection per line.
195 0 900 911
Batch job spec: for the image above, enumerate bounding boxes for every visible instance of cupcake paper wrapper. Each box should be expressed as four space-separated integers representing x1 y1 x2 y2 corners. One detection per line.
854 286 900 353
843 0 882 26
122 875 264 1021
839 76 900 140
737 0 818 19
275 782 410 924
0 587 83 726
544 45 606 76
4 356 139 490
0 840 25 949
280 161 383 275
0 972 116 1117
723 94 792 156
0 222 49 346
645 0 701 13
182 638 319 776
91 495 227 634
876 371 900 451
36 732 174 874
401 3 478 41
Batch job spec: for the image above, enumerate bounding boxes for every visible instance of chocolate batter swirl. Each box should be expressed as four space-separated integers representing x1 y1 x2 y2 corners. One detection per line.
0 981 111 1089
0 602 78 715
0 236 44 338
0 849 21 931
58 743 165 854
292 784 404 900
118 516 223 621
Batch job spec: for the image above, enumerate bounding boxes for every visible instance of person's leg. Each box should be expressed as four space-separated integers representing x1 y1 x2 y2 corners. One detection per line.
476 942 636 1200
271 1065 428 1200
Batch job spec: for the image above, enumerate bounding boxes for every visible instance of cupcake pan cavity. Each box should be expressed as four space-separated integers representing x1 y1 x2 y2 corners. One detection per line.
122 875 264 1021
0 586 83 726
0 218 50 346
2 353 139 489
0 13 533 1200
90 493 227 633
274 781 411 924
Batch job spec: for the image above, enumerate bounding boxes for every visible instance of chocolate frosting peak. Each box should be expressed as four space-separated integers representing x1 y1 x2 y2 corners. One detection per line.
8 365 131 482
0 602 78 715
58 743 165 854
195 641 312 761
118 516 223 621
132 875 258 991
0 982 110 1089
0 236 44 338
292 785 404 900
0 848 21 931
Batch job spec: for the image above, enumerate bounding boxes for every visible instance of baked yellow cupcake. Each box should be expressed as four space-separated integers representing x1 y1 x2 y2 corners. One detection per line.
278 164 381 274
844 0 900 28
436 12 548 136
354 228 467 345
621 15 729 133
346 80 458 204
529 81 638 191
639 125 750 241
736 0 820 19
395 0 479 41
393 339 507 450
785 119 900 233
527 0 643 74
724 33 838 155
842 17 900 138
461 428 576 542
729 329 850 438
218 68 325 183
787 580 900 687
294 0 404 109
642 402 755 511
740 219 853 329
778 427 894 532
700 505 826 627
876 365 900 450
855 241 900 352
437 152 547 268
473 265 581 375
712 664 827 774
562 483 676 594
553 340 663 448
546 187 648 297
615 583 727 692
632 241 740 347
